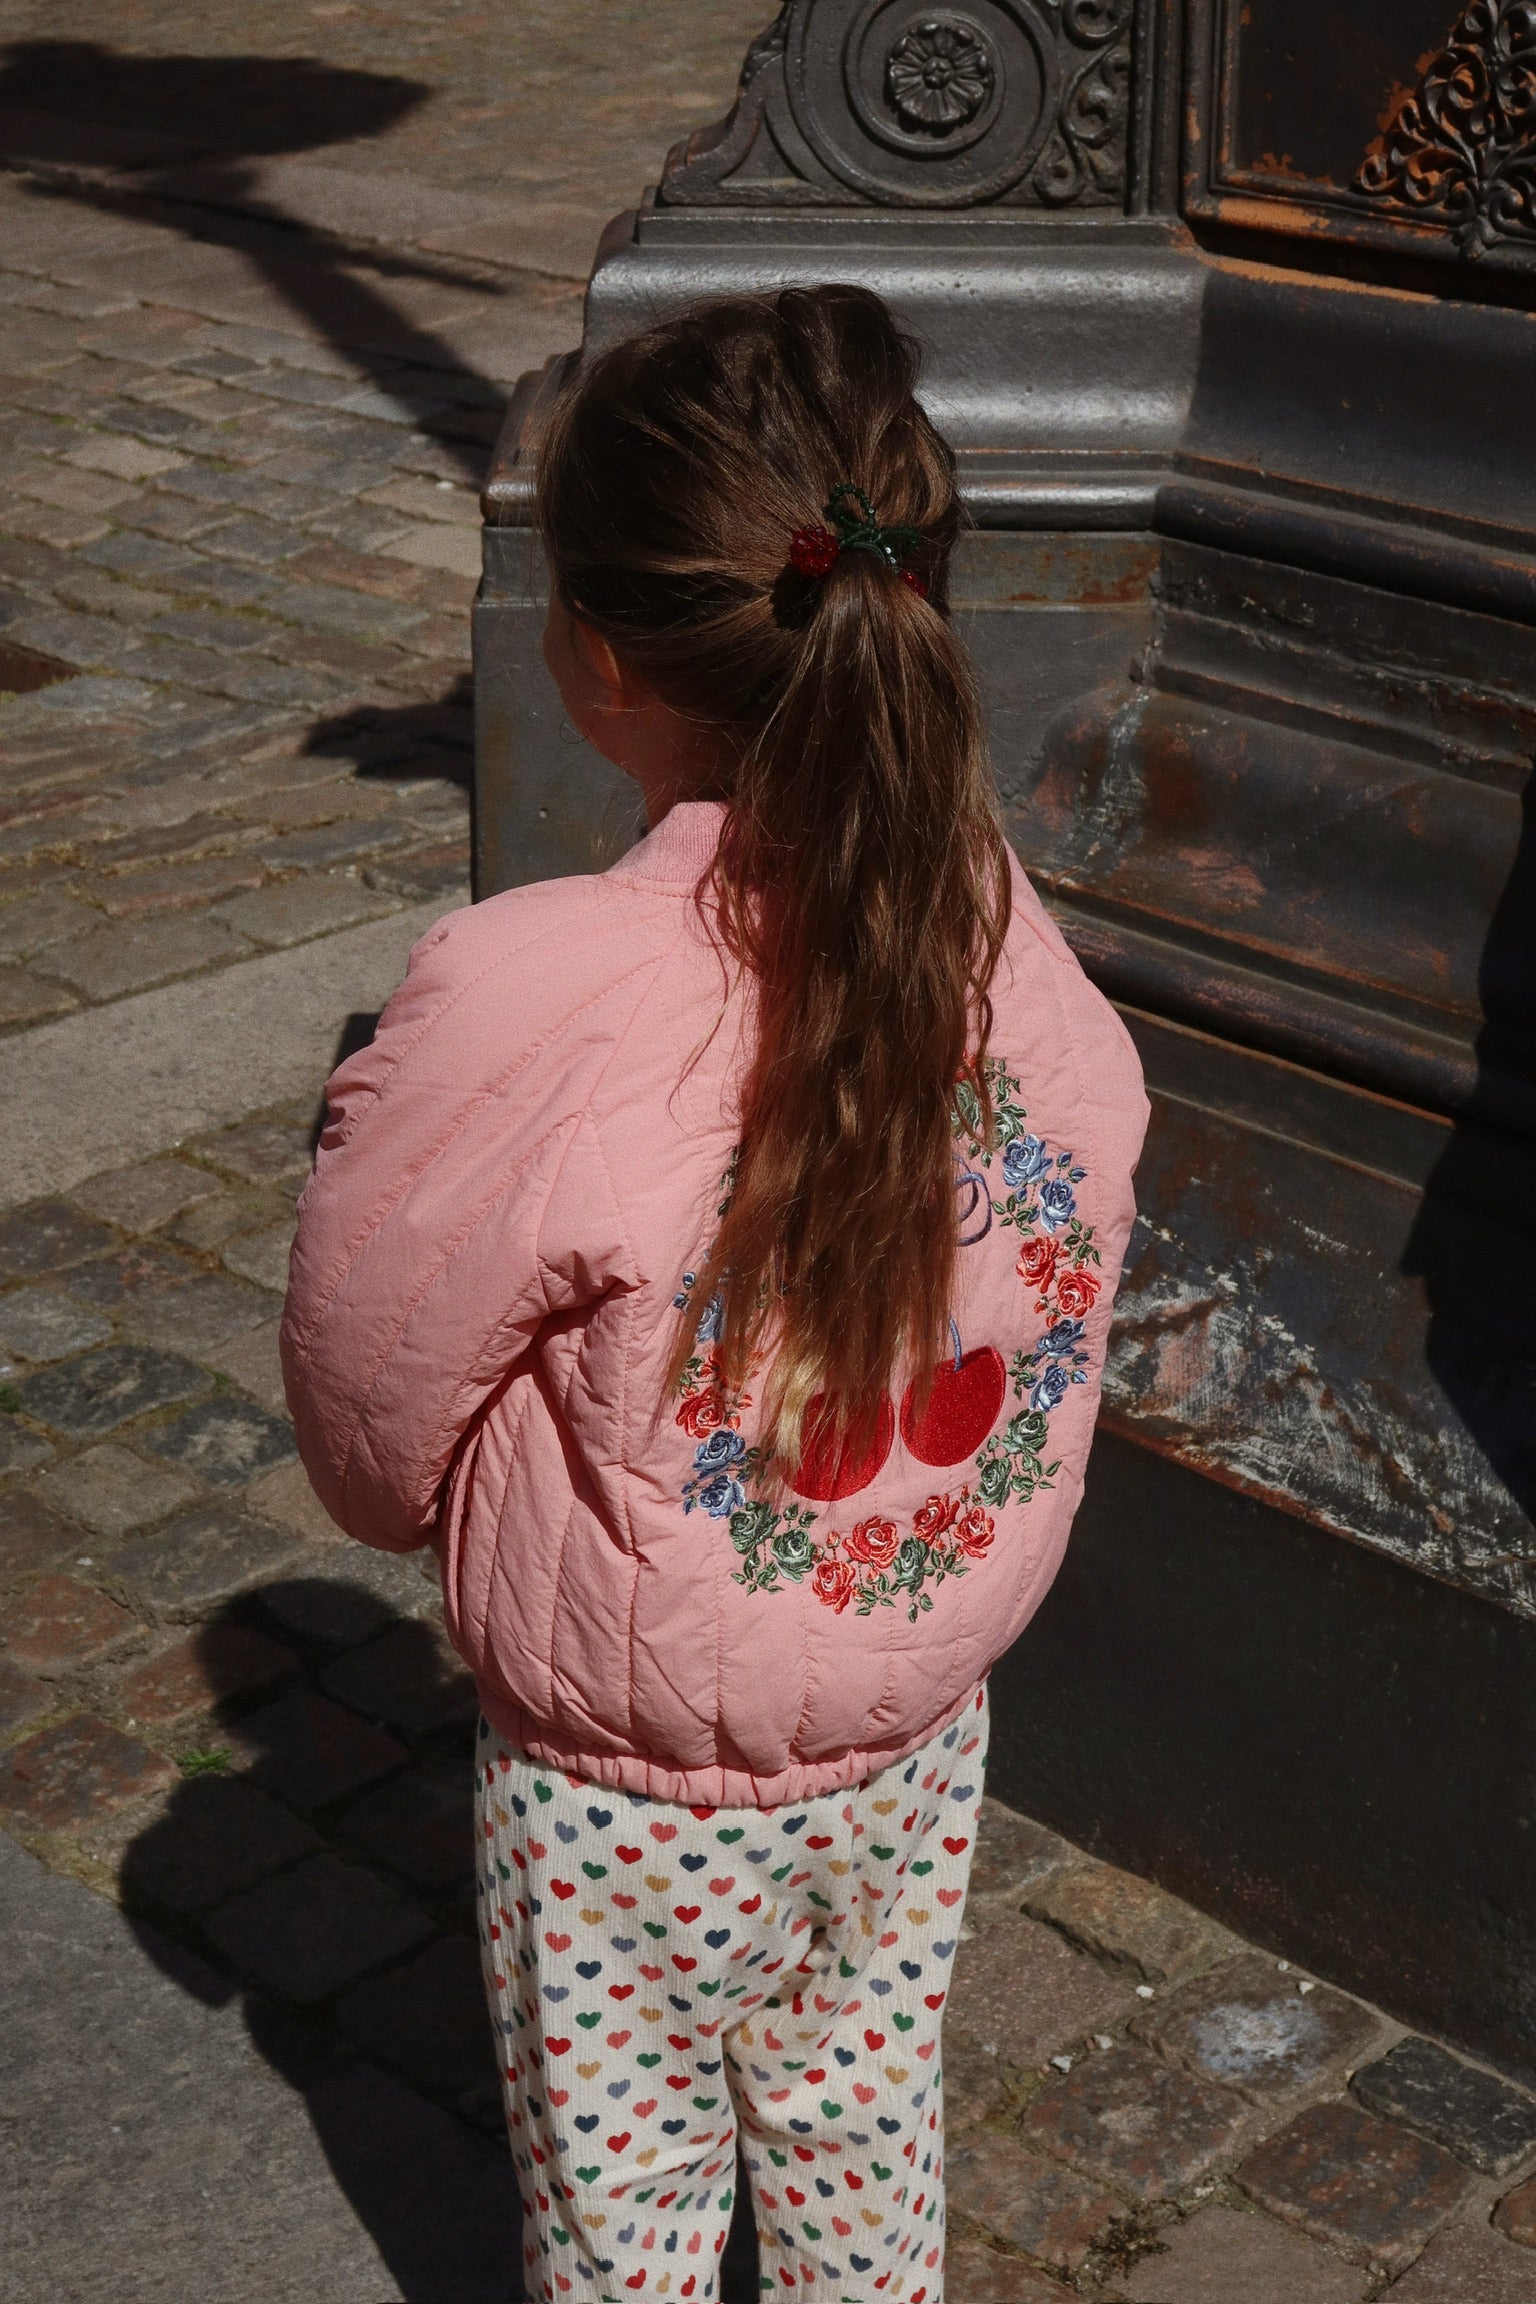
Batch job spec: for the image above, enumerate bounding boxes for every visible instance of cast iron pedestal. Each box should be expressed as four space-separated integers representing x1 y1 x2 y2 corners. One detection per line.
474 0 1536 2078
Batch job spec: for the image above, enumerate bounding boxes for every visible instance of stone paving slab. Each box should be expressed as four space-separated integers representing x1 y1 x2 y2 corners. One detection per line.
203 1846 434 2002
966 1796 1072 1902
0 1828 519 2303
1352 2035 1536 2179
947 2128 1125 2275
1023 1858 1233 1987
0 1712 176 1830
948 2241 1069 2302
945 2030 1014 2135
1130 1951 1386 2109
1501 2181 1536 2246
0 900 442 1207
1022 2041 1253 2203
949 1906 1141 2067
1385 2215 1536 2300
114 1619 298 1733
1237 2099 1475 2272
1115 2203 1369 2303
0 1489 83 1579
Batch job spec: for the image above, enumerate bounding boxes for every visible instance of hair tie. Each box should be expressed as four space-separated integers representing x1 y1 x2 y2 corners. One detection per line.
789 483 929 597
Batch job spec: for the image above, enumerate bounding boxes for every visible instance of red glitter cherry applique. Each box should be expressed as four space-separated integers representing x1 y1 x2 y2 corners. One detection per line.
790 1393 895 1501
900 1349 1005 1466
899 1318 1006 1465
789 525 839 578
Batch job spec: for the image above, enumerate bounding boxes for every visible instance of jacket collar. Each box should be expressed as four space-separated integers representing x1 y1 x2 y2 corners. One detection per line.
608 800 728 888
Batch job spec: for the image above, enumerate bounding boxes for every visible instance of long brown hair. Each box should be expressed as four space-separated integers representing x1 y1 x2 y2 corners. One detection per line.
538 285 1011 1461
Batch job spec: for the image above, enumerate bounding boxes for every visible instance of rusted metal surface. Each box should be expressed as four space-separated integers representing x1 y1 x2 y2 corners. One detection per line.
1001 505 1536 1612
1030 692 1510 1049
1101 1030 1536 1617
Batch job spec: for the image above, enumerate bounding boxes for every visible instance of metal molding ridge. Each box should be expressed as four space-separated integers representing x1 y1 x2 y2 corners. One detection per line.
1045 898 1536 1140
1158 478 1536 630
485 456 1169 533
487 420 1536 616
958 460 1165 527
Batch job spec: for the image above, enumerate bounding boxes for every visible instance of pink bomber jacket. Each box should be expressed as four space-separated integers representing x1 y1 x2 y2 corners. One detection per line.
281 801 1148 1806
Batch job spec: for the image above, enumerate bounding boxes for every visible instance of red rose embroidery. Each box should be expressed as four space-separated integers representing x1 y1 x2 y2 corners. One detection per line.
676 1357 746 1439
844 1515 900 1570
1053 1266 1101 1319
812 1559 856 1613
911 1493 958 1544
955 1505 996 1558
1017 1236 1059 1291
676 1389 729 1440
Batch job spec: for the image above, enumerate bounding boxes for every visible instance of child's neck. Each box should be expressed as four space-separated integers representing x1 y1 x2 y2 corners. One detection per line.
633 749 736 830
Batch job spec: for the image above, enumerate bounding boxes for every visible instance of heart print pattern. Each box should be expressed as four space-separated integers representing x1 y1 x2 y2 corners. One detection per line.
475 1690 987 2301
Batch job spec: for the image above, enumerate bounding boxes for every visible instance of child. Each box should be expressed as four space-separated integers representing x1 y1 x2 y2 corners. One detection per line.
282 285 1148 2304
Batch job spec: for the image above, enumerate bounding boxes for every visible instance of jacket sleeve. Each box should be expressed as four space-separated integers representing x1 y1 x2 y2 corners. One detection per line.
279 907 634 1553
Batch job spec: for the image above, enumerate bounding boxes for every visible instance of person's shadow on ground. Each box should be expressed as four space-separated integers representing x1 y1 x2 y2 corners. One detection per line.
0 41 505 487
118 1578 759 2303
0 47 506 865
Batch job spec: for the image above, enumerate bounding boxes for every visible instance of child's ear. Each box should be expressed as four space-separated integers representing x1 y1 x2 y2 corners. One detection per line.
572 618 629 704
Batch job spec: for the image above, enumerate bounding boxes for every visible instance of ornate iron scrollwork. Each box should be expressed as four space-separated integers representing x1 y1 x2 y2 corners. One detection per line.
1353 0 1536 256
1030 0 1134 205
659 0 1134 210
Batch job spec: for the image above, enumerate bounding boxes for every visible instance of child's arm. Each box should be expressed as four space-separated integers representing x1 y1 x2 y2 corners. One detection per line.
280 906 632 1554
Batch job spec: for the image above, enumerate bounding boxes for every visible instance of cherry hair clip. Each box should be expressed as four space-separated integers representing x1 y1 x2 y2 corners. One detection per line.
788 482 930 597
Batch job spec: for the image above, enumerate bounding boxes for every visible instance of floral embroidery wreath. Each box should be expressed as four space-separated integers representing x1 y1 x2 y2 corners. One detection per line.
672 1058 1101 1621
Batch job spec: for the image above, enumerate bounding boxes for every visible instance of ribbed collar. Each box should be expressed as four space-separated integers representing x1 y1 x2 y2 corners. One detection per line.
607 799 728 887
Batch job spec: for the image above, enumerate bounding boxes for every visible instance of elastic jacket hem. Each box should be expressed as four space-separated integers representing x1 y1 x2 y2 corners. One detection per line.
474 1679 986 1809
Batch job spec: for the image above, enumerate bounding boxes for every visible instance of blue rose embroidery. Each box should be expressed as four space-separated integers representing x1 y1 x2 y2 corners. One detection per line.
695 1289 724 1345
1039 1318 1087 1360
1029 1362 1071 1414
693 1429 746 1475
698 1471 747 1519
1037 1175 1077 1231
1002 1134 1050 1190
682 1427 749 1517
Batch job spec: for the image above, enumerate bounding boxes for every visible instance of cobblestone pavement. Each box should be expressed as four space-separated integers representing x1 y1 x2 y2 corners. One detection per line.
3 11 1536 2304
0 0 768 217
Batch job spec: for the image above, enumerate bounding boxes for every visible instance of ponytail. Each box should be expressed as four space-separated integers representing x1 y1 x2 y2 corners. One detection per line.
538 285 1011 1463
